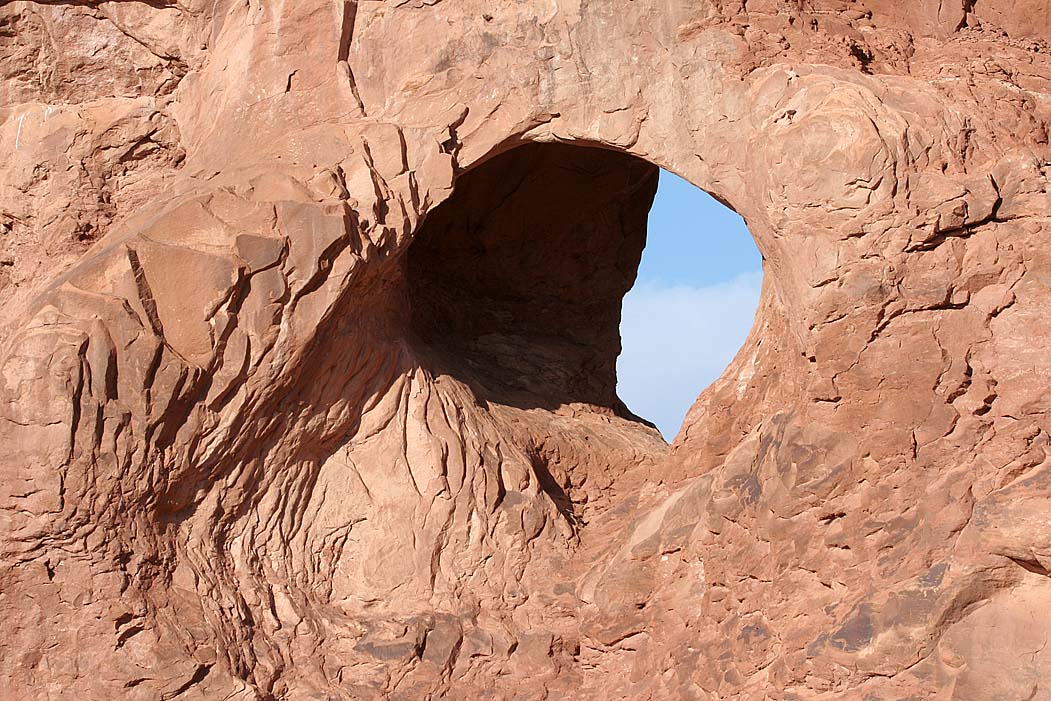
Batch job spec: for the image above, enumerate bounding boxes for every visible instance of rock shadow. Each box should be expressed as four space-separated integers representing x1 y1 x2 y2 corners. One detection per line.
407 142 659 422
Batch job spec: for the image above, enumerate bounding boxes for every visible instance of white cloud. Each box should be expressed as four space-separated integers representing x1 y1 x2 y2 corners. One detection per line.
616 271 762 441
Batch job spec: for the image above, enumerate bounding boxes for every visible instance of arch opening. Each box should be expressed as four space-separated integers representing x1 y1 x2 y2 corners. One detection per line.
618 169 763 440
406 142 762 442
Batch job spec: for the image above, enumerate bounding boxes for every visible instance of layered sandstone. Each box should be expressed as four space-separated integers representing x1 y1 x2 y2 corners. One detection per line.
1 0 1050 699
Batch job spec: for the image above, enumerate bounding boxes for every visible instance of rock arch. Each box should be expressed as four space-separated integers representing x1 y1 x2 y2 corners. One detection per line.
1 0 1050 699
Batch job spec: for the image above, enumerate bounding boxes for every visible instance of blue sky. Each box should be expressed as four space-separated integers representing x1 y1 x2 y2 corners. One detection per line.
617 169 763 440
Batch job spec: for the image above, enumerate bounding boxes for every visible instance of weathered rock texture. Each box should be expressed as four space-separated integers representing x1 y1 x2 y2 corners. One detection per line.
2 0 1051 698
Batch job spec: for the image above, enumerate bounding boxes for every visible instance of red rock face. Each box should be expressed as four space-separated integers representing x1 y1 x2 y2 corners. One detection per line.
1 1 1050 699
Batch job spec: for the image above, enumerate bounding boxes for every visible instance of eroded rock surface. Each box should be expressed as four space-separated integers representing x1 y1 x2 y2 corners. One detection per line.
1 1 1050 699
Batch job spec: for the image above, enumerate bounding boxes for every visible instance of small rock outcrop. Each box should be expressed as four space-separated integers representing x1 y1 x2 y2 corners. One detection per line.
1 1 1050 698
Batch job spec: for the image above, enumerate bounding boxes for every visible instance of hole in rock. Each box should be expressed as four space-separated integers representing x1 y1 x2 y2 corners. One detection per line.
617 169 762 440
406 143 762 441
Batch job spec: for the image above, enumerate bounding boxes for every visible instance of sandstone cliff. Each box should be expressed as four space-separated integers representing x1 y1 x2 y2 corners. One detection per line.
1 0 1050 698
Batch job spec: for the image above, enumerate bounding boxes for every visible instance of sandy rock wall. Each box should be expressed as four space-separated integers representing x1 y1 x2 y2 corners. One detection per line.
1 0 1050 699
